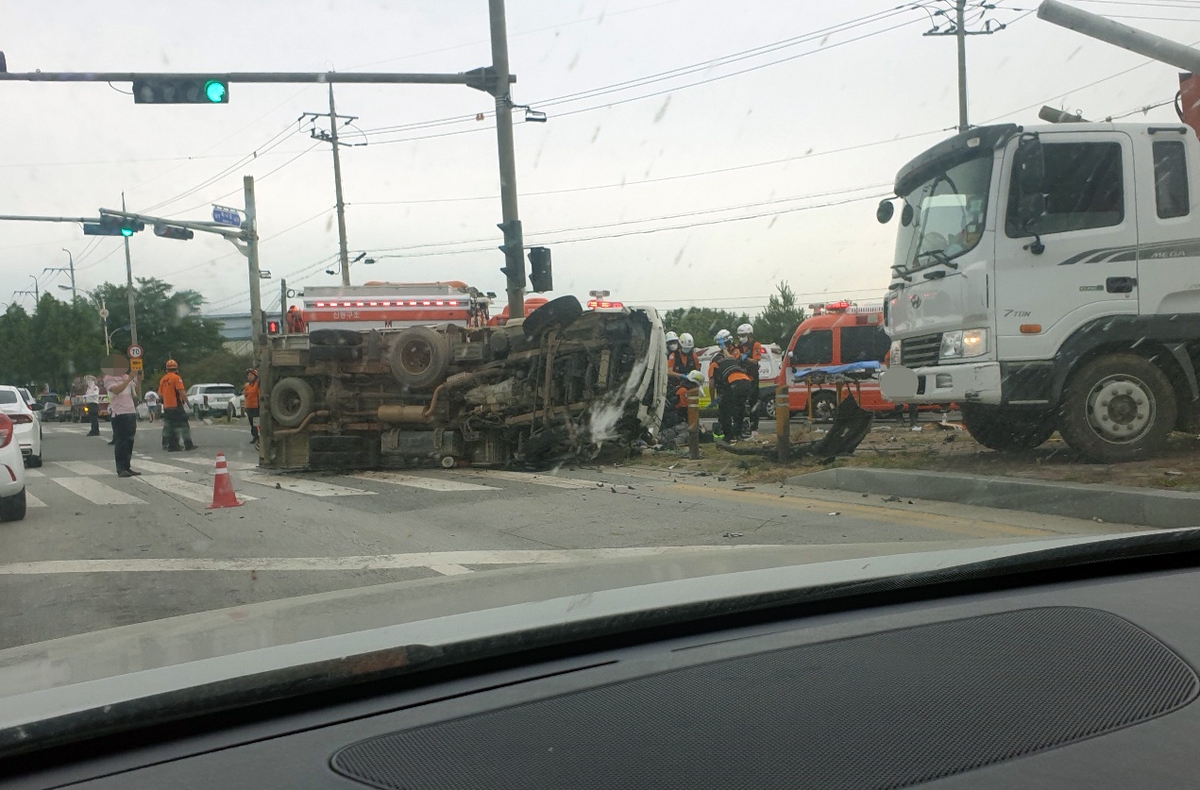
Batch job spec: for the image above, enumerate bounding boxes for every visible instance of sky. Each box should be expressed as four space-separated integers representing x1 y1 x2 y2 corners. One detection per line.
2 0 1199 324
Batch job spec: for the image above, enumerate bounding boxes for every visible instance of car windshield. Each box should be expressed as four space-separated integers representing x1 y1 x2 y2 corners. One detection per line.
0 1 1194 745
894 153 992 274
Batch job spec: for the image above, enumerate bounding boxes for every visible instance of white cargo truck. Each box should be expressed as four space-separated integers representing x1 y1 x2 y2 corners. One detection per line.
879 1 1200 463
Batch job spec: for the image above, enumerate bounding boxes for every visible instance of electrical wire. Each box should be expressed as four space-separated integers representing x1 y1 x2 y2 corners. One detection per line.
164 141 323 218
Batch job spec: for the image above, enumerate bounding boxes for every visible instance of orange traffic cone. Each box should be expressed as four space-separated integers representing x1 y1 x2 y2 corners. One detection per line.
207 452 243 509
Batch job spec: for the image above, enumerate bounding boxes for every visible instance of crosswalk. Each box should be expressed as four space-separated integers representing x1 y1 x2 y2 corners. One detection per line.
15 443 626 516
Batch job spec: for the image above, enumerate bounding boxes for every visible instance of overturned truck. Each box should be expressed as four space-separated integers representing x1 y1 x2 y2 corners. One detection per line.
258 296 667 471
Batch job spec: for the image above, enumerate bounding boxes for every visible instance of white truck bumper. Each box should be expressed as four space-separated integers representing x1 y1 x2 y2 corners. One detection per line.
879 362 1003 406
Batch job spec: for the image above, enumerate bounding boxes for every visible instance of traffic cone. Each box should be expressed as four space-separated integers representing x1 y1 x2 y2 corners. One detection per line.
207 452 243 509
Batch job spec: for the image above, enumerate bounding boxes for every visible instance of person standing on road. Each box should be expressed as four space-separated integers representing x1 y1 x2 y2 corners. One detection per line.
102 355 142 478
144 388 160 423
243 368 260 444
83 375 101 437
157 359 197 452
708 331 753 444
736 323 765 437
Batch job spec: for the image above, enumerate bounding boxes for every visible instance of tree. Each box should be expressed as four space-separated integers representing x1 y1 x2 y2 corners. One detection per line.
753 281 807 348
662 307 750 346
92 277 225 372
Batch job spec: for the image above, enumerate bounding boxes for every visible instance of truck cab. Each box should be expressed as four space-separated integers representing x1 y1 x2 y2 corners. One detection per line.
881 121 1200 461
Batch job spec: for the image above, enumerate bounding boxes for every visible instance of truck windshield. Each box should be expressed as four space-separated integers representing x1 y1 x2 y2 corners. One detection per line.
895 152 992 274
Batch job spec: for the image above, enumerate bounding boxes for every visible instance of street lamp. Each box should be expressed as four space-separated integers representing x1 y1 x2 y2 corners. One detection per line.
106 323 131 355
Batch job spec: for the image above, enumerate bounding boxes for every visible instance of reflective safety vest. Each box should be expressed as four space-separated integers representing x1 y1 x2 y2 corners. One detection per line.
158 372 186 409
244 380 260 409
668 349 699 376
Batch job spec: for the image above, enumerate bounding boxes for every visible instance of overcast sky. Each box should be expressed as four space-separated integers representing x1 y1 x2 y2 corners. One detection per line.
2 0 1198 323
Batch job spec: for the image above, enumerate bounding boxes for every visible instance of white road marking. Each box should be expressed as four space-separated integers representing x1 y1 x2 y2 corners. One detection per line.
0 546 776 574
136 474 257 503
350 471 498 492
428 563 473 576
242 474 375 497
466 470 602 489
47 477 145 505
26 492 46 508
128 459 190 474
51 461 110 476
25 469 44 478
171 456 257 471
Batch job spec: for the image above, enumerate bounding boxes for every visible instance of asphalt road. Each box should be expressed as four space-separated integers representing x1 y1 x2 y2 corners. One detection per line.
0 417 1136 649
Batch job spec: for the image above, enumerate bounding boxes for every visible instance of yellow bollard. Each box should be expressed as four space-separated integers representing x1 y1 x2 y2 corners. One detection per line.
775 383 790 464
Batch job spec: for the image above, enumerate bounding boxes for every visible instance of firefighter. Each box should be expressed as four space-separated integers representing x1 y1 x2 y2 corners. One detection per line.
286 305 307 333
665 331 680 355
243 368 261 444
736 323 766 436
666 332 701 425
707 331 753 443
158 359 197 452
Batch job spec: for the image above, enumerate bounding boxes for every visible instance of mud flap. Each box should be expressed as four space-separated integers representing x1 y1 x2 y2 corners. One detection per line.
811 392 873 457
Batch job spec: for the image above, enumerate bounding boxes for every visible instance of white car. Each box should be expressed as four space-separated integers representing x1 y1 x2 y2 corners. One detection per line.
186 383 238 418
0 386 42 468
0 412 27 521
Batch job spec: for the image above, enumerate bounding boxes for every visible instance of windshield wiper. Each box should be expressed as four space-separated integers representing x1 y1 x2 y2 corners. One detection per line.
915 249 958 269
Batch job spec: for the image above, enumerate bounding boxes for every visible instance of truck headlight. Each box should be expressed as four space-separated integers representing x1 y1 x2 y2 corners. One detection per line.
889 340 902 366
940 328 988 359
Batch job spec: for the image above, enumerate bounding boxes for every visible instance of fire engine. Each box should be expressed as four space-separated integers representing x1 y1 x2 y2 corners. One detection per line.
301 282 493 331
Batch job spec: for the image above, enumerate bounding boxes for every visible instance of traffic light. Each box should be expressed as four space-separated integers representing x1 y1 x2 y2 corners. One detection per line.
265 318 280 335
497 220 526 289
83 216 145 237
133 78 229 104
528 246 552 293
153 223 194 241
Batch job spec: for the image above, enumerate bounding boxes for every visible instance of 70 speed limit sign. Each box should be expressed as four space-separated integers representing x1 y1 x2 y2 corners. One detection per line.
127 344 143 359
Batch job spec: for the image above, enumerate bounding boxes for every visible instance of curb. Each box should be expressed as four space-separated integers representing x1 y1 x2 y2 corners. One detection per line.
786 467 1200 529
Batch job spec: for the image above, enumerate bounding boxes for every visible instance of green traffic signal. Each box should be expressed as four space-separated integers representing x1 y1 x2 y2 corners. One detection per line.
120 227 133 237
204 80 227 103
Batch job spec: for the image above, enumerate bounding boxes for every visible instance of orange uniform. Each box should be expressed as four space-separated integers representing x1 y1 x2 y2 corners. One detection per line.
158 371 186 408
243 380 260 409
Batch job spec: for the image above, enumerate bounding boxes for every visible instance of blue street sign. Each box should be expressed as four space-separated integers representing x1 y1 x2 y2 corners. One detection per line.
212 206 243 227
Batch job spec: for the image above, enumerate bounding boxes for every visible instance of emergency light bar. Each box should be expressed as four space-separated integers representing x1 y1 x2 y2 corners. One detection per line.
587 299 624 309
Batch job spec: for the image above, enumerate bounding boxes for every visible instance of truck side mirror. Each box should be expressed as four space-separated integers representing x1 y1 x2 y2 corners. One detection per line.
876 199 895 224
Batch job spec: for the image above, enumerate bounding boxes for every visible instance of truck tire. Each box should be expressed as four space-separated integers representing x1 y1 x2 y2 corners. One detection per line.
270 377 315 428
309 329 363 347
961 404 1056 452
810 390 838 423
522 295 583 339
0 488 26 522
1058 353 1177 462
389 327 450 390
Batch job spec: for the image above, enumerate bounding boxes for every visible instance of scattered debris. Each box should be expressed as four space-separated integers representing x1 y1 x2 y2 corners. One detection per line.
1164 470 1184 477
827 511 840 516
883 495 902 502
717 476 727 482
722 531 745 538
732 486 755 491
1093 517 1104 523
275 483 282 489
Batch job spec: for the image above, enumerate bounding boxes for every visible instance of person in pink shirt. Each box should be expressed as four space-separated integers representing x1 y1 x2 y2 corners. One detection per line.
101 354 142 478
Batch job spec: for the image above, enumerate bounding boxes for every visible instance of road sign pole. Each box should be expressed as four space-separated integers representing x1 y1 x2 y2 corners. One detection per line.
122 193 137 347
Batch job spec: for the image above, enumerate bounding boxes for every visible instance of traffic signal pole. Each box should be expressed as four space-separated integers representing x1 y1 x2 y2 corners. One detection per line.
244 176 263 362
489 0 525 321
122 193 137 347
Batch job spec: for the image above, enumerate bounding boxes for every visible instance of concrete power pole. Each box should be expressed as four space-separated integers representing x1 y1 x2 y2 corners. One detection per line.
60 248 76 302
304 87 354 286
244 175 263 361
121 192 137 347
489 0 526 320
923 0 1006 133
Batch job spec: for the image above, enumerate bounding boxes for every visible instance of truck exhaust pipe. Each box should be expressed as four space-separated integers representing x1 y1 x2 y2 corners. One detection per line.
1038 0 1200 75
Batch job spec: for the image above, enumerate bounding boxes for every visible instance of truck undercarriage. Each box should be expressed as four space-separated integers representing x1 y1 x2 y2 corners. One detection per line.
258 296 666 471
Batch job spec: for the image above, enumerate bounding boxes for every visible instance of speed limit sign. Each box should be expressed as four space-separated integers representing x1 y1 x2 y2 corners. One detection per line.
127 344 143 359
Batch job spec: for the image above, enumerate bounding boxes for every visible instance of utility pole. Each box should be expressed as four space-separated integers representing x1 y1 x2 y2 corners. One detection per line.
121 193 137 347
28 275 38 304
490 0 526 320
922 0 1006 132
303 86 357 286
280 277 288 336
44 248 77 302
244 175 263 362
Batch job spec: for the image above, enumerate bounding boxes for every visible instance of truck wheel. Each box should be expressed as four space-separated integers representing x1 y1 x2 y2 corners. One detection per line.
309 328 363 347
961 404 1056 451
1059 353 1176 462
0 488 26 522
389 327 449 390
810 390 838 423
270 377 315 428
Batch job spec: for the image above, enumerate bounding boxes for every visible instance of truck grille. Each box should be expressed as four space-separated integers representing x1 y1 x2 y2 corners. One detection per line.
901 333 942 368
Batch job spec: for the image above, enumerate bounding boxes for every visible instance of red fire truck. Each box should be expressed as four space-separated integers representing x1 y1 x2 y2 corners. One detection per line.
778 300 899 420
301 282 493 331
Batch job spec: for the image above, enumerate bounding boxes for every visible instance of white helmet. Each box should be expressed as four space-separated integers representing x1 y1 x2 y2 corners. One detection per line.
665 331 679 345
679 332 695 352
737 323 754 337
715 328 732 347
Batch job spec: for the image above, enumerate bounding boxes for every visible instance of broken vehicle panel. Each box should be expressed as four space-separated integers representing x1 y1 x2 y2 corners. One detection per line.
259 296 667 471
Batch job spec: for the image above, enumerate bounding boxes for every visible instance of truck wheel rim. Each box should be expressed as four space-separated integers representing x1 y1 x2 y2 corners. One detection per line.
399 341 433 375
1085 374 1154 444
